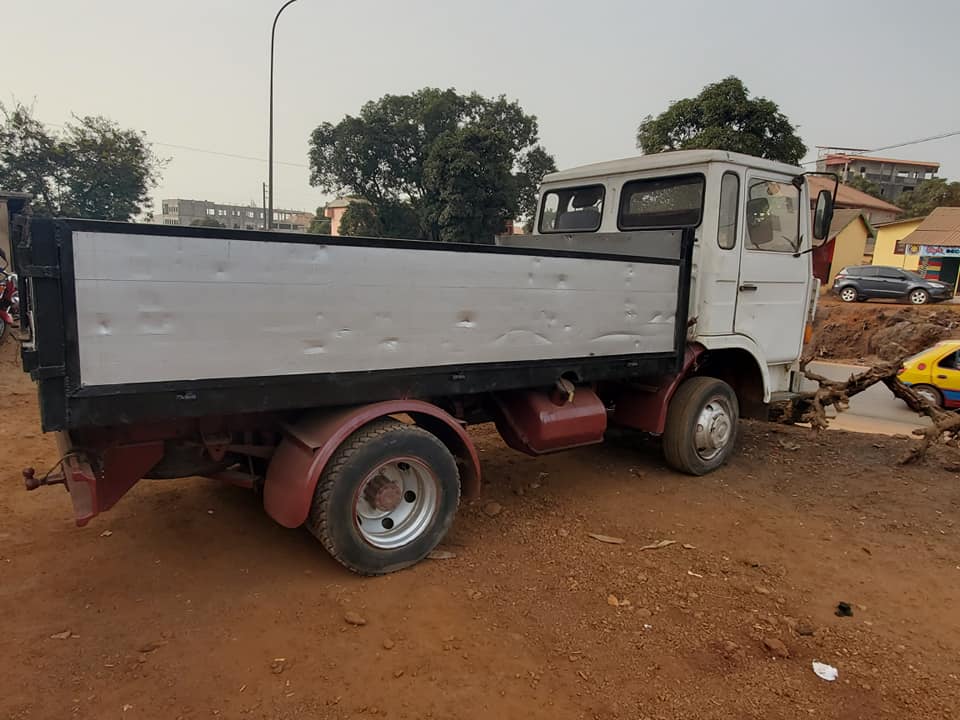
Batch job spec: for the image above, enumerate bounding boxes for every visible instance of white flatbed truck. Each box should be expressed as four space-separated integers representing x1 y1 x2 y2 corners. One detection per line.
10 149 834 574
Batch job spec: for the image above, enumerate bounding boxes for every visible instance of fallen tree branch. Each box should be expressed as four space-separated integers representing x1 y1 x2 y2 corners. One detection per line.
882 376 960 463
772 355 960 463
773 356 905 431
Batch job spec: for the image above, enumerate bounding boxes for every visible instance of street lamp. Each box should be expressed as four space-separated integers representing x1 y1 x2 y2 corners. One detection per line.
267 0 299 230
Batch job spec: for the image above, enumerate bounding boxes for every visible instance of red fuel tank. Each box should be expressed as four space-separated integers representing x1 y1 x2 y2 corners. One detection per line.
493 386 607 455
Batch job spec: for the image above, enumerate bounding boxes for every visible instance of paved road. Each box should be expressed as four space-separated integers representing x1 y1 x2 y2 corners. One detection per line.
804 360 931 435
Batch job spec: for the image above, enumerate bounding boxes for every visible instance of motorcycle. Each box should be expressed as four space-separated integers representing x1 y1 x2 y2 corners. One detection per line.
0 248 19 342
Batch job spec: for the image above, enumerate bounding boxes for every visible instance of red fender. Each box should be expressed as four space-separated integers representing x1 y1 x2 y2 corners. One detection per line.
610 343 705 434
263 401 482 528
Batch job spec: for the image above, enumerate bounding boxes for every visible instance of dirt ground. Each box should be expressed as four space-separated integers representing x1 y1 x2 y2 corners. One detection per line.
810 295 960 363
2 338 960 720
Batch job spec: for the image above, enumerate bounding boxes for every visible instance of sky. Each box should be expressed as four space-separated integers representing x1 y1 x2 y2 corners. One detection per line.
6 0 960 215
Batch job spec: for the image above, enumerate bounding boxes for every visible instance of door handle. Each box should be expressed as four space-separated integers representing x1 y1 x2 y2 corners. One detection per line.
937 374 948 379
739 284 758 292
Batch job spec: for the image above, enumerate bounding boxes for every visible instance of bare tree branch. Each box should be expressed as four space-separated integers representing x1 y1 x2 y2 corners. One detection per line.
775 356 960 463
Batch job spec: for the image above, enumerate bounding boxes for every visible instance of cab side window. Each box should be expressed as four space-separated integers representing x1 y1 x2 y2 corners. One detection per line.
618 174 705 230
745 179 800 252
539 185 604 233
718 172 739 249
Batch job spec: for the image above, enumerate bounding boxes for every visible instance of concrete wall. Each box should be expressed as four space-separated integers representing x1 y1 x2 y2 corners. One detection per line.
872 219 922 270
325 205 349 236
862 208 898 225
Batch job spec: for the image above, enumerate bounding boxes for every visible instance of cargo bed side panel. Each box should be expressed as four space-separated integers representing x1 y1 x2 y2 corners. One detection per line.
72 231 680 386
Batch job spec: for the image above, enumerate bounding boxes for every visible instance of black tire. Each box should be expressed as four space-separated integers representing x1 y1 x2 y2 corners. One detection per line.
908 288 929 305
838 286 859 303
662 377 739 476
306 419 460 575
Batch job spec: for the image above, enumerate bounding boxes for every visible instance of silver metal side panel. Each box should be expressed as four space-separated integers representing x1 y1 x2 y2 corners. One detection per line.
71 231 680 387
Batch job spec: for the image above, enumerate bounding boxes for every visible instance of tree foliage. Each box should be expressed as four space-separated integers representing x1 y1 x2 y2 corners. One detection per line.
636 77 807 165
0 102 164 220
896 178 960 218
337 200 422 239
307 207 332 234
845 175 884 200
338 202 383 237
423 127 517 243
308 88 555 241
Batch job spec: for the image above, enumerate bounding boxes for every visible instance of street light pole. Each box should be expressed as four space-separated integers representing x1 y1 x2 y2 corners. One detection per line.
268 0 299 230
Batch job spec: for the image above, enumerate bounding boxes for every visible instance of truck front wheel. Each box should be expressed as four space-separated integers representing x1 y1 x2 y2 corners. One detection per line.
306 419 460 575
662 377 739 475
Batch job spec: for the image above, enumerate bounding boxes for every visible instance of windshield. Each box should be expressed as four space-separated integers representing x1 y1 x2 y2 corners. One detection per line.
902 269 926 281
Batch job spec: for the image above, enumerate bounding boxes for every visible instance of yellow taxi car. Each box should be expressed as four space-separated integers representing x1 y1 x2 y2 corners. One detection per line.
898 340 960 408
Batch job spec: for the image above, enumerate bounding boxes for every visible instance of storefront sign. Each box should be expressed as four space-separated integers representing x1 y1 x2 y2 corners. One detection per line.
921 245 960 257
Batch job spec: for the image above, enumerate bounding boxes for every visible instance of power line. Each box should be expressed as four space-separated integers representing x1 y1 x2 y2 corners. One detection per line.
150 141 309 169
803 129 960 165
41 120 309 169
867 129 960 154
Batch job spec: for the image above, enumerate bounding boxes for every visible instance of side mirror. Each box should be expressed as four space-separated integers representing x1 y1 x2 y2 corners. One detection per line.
813 189 834 241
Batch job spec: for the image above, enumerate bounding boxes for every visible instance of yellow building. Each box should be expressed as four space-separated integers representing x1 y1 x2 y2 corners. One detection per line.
814 209 876 285
871 217 923 270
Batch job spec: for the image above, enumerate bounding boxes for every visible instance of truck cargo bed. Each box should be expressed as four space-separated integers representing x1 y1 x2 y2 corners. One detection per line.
13 218 692 430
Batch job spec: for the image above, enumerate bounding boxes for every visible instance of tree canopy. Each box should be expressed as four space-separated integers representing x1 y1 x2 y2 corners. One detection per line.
897 178 960 218
636 77 807 165
845 175 885 200
307 206 332 234
308 88 555 242
0 102 164 220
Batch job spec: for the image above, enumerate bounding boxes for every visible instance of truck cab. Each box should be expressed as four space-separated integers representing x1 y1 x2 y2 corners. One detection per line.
503 149 830 409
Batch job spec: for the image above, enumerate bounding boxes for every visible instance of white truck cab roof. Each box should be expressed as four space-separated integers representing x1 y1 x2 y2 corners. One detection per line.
543 149 802 184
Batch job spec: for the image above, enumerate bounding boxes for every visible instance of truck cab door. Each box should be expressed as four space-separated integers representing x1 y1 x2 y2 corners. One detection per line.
734 174 810 364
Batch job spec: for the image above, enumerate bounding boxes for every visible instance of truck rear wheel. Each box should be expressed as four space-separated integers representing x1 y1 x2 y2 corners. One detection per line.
306 419 460 575
662 377 739 476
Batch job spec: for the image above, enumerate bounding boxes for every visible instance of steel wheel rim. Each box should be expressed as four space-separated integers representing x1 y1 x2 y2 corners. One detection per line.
916 387 939 406
694 395 734 461
910 290 927 305
354 458 440 549
840 288 856 302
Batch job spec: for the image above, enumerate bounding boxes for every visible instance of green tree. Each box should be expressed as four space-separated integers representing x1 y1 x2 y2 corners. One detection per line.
636 77 807 165
0 102 164 220
896 178 960 218
337 200 422 238
307 207 332 234
845 175 884 200
308 88 554 241
423 127 517 243
190 217 225 228
338 202 383 237
514 146 557 220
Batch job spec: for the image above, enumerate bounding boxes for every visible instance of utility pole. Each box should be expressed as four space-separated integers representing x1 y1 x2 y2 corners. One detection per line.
262 182 268 230
267 0 299 230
